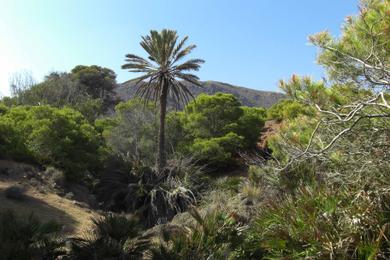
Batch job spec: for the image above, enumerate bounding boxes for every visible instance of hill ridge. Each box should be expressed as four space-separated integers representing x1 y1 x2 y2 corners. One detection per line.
116 80 285 108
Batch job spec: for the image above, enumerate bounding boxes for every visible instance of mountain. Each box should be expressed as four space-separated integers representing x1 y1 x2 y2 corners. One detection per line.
115 80 285 108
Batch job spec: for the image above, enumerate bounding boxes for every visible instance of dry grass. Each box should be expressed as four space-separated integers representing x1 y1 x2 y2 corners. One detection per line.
257 120 282 150
0 181 99 236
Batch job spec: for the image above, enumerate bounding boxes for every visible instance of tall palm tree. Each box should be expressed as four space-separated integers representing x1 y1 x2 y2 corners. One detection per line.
122 29 204 172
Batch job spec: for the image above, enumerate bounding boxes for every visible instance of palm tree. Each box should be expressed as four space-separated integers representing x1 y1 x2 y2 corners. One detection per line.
122 29 204 172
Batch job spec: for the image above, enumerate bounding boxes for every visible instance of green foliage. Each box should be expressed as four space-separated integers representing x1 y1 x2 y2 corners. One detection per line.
183 93 243 138
151 208 247 259
309 0 390 88
71 65 117 99
122 29 205 171
0 105 101 180
16 72 88 107
266 99 315 121
279 75 374 109
237 106 266 148
0 97 17 107
175 93 265 167
102 99 158 165
0 210 64 260
97 156 203 227
0 103 8 115
267 115 318 163
190 132 244 166
9 66 119 121
74 98 105 123
69 213 150 259
243 186 390 259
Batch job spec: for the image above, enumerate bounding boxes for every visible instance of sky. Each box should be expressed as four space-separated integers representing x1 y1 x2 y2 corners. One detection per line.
0 0 359 96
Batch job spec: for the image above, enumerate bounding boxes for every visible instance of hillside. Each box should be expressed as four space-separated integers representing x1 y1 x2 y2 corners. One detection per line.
115 80 285 108
0 160 99 236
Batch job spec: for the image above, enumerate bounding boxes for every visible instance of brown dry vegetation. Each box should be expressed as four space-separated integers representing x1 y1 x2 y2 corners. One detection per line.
0 160 99 236
257 120 282 150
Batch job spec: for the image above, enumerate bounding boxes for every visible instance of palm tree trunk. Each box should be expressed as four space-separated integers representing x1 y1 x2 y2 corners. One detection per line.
157 82 168 172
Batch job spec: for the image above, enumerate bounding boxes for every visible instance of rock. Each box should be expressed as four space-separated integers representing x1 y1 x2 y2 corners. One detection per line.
74 201 90 209
29 177 39 186
64 192 74 200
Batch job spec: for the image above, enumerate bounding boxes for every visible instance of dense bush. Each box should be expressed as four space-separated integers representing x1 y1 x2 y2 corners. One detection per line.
96 155 204 227
7 66 119 121
101 94 265 169
266 98 315 121
99 99 158 166
243 186 390 259
239 1 390 258
189 132 244 166
0 105 101 180
151 208 247 259
170 93 265 167
69 213 149 259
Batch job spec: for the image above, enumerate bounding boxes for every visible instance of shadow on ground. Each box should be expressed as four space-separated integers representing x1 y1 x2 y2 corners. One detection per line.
0 187 78 234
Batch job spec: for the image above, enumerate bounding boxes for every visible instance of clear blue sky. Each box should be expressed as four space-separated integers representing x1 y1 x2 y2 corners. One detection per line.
0 0 359 96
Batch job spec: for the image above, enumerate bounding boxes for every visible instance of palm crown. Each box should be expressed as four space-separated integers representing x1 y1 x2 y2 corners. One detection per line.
122 29 204 106
122 29 204 171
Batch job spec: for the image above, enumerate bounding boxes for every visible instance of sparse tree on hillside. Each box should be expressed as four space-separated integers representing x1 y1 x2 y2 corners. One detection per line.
9 70 36 103
122 29 204 172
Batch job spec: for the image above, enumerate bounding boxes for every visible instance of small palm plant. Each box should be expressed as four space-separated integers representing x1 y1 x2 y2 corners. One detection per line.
0 210 64 259
148 207 248 259
69 213 151 259
122 29 204 172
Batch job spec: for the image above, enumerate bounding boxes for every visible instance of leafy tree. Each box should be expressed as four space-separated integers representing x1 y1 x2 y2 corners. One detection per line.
13 72 87 107
122 29 204 172
309 0 390 89
8 67 119 121
71 65 117 99
175 93 265 166
238 106 266 148
103 99 158 165
183 93 243 138
244 2 390 258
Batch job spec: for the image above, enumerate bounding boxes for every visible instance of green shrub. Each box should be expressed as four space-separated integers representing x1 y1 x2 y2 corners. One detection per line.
237 106 266 148
183 93 244 138
0 103 8 115
243 186 390 259
175 93 265 166
190 132 244 167
0 105 101 180
101 99 157 166
151 208 247 259
69 213 149 259
96 157 203 227
266 99 315 121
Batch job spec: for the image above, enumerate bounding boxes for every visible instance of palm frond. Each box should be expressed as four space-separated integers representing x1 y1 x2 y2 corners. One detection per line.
122 29 204 108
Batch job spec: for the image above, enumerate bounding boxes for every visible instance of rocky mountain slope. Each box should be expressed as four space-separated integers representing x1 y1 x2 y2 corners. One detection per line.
115 80 285 108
